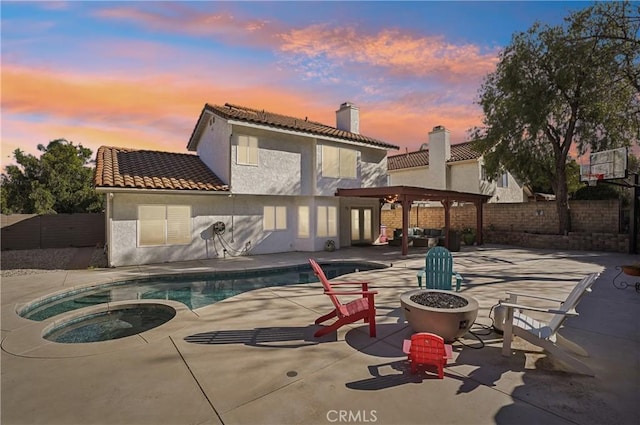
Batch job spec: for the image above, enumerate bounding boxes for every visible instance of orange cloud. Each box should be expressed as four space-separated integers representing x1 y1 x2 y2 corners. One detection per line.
0 64 388 160
2 60 483 169
93 6 280 48
92 5 498 84
279 25 499 83
360 101 483 151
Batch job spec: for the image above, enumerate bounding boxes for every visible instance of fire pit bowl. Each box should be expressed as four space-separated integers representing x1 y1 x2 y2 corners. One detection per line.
400 289 479 342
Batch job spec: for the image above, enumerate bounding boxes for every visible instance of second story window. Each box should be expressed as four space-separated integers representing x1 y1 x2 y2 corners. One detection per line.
237 135 258 166
497 173 509 188
322 145 356 178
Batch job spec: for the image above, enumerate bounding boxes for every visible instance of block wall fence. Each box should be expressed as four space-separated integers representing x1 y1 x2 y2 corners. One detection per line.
1 213 105 250
381 199 632 253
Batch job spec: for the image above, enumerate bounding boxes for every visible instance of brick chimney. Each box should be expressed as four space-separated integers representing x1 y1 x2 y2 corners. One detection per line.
336 102 359 134
427 125 451 190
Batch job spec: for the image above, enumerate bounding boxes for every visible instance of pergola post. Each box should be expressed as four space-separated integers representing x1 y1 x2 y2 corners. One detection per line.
441 199 452 250
401 195 411 256
475 200 484 245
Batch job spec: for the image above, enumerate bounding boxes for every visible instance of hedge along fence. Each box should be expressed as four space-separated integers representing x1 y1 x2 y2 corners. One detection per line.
1 213 105 250
381 199 631 253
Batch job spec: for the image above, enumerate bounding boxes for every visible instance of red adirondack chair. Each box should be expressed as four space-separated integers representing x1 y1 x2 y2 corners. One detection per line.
309 258 378 338
403 332 453 379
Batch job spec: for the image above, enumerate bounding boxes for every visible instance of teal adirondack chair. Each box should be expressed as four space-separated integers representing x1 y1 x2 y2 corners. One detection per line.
416 246 463 291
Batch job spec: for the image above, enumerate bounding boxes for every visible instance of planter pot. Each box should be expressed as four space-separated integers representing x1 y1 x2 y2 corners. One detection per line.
400 289 479 342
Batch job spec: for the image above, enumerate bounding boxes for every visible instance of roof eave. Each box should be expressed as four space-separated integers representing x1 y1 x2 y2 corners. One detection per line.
186 107 214 151
227 119 399 151
95 187 230 195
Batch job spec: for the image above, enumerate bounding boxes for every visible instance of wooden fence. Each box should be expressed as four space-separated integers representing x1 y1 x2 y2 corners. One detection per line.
1 213 105 250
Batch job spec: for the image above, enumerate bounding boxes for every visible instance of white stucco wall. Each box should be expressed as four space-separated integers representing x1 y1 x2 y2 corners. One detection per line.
488 173 524 203
449 161 481 194
361 147 391 188
196 114 232 184
388 167 429 187
108 191 359 267
315 142 388 196
229 127 314 196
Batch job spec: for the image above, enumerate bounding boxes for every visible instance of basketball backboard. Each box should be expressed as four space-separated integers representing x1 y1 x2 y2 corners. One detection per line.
580 147 628 183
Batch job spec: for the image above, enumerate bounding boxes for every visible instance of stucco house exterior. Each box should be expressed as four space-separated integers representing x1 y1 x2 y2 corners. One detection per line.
94 102 399 267
387 126 525 203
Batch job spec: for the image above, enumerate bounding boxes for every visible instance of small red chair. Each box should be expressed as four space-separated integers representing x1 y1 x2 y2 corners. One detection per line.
403 332 453 379
309 258 377 338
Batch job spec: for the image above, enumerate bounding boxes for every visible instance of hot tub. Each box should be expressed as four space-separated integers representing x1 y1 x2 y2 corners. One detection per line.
43 303 176 343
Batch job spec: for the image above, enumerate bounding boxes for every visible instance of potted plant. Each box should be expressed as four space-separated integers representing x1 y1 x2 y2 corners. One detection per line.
461 227 475 246
324 240 336 252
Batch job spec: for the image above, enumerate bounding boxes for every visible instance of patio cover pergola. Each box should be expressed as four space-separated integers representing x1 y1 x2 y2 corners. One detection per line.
336 185 491 256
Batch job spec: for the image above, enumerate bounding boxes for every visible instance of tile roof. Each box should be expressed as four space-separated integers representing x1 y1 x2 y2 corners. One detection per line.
191 103 399 151
94 146 229 192
387 141 481 170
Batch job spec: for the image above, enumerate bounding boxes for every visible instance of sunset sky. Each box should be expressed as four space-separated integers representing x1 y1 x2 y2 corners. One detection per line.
2 1 593 166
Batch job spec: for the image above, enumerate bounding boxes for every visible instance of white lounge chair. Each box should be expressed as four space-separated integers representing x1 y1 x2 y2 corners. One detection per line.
500 272 600 376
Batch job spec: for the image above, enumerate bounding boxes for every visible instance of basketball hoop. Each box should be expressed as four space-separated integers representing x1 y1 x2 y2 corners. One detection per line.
580 147 629 185
585 173 604 187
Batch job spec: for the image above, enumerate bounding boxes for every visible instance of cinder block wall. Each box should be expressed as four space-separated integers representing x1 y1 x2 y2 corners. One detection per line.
382 200 620 235
381 200 627 252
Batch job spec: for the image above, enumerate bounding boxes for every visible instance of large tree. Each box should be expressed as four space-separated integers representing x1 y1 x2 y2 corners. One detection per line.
1 139 103 214
473 1 640 234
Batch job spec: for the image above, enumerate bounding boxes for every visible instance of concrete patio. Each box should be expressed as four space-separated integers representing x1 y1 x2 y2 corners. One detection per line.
2 245 639 424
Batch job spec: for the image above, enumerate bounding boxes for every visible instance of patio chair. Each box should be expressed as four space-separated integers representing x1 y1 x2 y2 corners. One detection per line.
416 246 463 291
402 332 453 378
500 272 600 376
309 258 378 338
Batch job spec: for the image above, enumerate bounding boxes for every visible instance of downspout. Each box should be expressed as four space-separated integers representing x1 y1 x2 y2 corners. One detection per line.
106 192 114 267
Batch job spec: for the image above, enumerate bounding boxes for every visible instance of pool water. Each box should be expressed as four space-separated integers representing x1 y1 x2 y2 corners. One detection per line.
44 304 176 343
21 262 384 321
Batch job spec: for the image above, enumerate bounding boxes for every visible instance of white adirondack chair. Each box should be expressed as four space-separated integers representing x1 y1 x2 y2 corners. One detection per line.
500 272 600 376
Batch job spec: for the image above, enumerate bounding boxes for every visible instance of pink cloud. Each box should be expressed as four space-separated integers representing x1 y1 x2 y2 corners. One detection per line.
92 5 498 84
2 64 481 165
279 25 499 83
93 5 281 48
360 101 483 151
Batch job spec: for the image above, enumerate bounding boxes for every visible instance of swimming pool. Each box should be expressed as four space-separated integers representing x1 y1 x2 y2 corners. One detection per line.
20 261 385 321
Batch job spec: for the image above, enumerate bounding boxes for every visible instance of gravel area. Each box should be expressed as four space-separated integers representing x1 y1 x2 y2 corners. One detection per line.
1 247 108 277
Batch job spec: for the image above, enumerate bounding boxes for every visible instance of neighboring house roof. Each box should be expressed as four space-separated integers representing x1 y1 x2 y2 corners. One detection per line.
387 141 481 171
187 103 400 151
94 146 229 192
